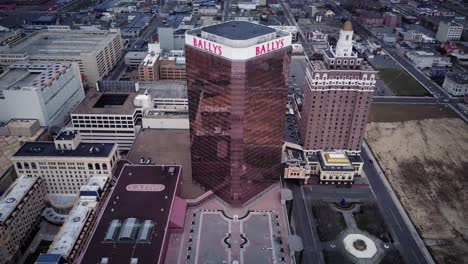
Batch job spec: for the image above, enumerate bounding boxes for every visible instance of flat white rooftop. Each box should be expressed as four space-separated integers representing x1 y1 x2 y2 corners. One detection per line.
0 176 37 222
0 62 73 91
0 29 119 57
48 199 98 257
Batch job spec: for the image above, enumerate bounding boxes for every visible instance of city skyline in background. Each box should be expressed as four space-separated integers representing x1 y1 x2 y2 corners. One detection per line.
0 0 467 264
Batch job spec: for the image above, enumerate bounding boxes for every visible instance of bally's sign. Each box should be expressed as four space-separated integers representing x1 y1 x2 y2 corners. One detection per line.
186 34 292 60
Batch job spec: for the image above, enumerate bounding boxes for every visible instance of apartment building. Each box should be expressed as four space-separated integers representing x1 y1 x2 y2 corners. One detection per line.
138 43 161 82
436 21 464 42
159 51 186 80
11 130 119 194
0 62 85 127
0 176 47 264
299 22 377 151
0 28 123 87
138 43 187 81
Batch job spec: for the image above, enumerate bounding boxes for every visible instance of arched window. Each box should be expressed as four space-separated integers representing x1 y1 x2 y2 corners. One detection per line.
88 163 93 170
24 162 30 170
16 162 22 169
102 163 108 170
95 163 101 170
31 162 37 170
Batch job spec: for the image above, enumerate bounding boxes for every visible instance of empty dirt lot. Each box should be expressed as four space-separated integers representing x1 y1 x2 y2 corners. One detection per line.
366 104 468 264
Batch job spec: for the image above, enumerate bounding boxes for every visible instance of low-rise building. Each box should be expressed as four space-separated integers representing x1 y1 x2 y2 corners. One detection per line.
11 129 119 194
383 12 399 28
406 50 452 69
358 11 384 27
282 143 363 184
78 164 182 264
122 13 153 38
397 29 436 43
124 52 147 70
443 72 468 96
45 198 98 262
0 62 85 127
270 26 299 42
38 175 109 263
139 44 186 81
0 176 47 264
382 34 397 44
139 43 161 82
308 30 329 52
159 51 186 80
308 150 363 184
0 119 40 137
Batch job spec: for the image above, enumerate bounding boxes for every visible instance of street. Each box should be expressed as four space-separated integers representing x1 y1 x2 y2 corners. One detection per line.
372 96 438 104
223 0 231 21
287 165 432 264
288 183 325 264
361 144 433 264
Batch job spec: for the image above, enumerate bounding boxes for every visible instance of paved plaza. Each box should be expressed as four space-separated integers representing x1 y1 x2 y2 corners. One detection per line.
164 183 292 264
187 210 284 264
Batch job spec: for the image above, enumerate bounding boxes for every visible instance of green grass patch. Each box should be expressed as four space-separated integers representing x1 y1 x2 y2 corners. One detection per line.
369 104 459 123
354 204 391 243
379 68 431 96
312 202 347 241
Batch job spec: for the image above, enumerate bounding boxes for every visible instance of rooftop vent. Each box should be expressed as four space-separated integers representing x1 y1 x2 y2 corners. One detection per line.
89 147 101 153
137 220 154 242
27 147 43 153
118 218 140 241
104 219 121 241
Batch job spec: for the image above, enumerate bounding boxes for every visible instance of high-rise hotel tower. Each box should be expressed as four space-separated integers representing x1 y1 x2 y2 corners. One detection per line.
299 22 377 151
185 21 292 205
